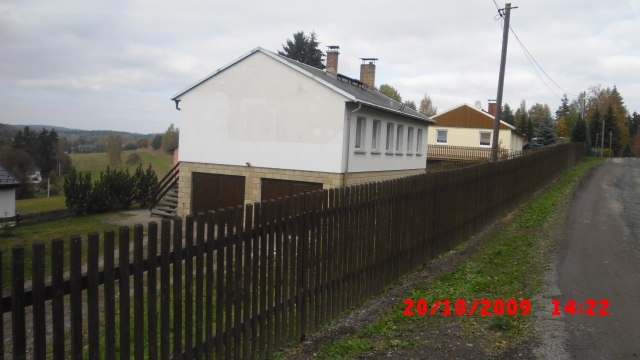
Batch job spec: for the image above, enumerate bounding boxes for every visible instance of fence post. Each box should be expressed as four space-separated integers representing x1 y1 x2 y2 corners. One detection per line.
11 246 26 360
300 190 309 341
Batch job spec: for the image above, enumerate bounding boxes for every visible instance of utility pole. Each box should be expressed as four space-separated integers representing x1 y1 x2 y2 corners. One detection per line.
609 131 612 157
595 133 599 157
491 3 517 162
601 117 605 157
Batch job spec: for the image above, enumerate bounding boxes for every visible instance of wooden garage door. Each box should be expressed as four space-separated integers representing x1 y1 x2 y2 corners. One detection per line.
191 173 245 214
261 178 323 202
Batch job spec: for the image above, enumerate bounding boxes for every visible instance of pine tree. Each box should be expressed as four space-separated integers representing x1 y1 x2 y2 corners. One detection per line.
532 114 557 146
556 94 570 119
278 31 325 69
588 105 603 147
571 116 591 155
603 103 621 155
502 103 515 126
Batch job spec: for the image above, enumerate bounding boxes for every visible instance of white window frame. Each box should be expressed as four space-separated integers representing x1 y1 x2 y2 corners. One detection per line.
355 117 366 150
436 129 448 145
407 127 414 154
396 125 404 154
371 120 382 152
479 131 492 147
386 122 395 154
416 129 423 155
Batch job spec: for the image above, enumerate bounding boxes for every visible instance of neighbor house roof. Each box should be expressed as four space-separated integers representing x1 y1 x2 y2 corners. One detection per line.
0 165 21 188
172 47 436 124
433 103 526 138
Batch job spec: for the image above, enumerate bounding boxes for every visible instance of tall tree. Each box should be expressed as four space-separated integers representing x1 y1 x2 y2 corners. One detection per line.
629 111 640 138
379 84 402 102
533 114 557 146
588 105 603 148
556 117 569 138
571 116 591 155
555 94 570 119
403 100 417 110
418 94 437 117
502 103 515 126
278 31 325 69
603 103 621 155
515 100 529 139
161 123 179 151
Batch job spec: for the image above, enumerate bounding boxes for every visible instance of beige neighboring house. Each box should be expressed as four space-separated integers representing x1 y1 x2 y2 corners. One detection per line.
428 103 525 153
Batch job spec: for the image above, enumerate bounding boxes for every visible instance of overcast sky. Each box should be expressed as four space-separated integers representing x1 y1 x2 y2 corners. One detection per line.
1 0 639 133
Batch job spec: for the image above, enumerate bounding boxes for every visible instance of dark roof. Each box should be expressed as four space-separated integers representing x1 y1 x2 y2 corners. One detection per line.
0 165 21 188
172 47 435 124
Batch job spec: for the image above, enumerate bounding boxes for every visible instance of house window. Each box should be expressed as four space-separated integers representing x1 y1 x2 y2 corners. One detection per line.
386 123 394 152
372 120 381 151
396 125 404 153
416 129 423 154
479 132 492 147
407 127 414 153
355 117 366 149
436 130 448 144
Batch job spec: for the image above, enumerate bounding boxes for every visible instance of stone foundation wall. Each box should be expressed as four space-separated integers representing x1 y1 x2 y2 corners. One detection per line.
177 162 425 217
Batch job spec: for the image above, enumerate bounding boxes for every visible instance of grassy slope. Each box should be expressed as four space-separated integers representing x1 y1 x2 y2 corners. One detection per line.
14 148 173 213
311 157 605 359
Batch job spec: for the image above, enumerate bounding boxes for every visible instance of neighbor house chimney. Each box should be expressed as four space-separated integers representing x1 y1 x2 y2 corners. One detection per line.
487 100 497 116
359 58 378 88
326 46 340 75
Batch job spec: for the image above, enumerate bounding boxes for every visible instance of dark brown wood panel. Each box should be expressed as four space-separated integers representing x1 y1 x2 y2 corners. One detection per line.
192 173 245 214
261 178 323 202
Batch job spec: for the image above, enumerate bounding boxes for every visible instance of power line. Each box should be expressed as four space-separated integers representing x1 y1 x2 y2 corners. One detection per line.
490 1 578 99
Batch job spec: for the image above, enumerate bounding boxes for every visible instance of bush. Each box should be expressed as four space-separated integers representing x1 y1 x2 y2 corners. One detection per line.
137 138 150 148
126 153 141 165
63 168 92 214
134 164 159 207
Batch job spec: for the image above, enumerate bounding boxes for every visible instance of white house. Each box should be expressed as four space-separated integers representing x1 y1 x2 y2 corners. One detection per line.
25 167 42 184
171 47 435 217
0 165 21 218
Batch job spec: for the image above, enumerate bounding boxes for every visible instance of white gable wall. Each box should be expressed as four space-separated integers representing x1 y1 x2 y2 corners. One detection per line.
0 188 16 218
176 51 349 173
345 104 429 173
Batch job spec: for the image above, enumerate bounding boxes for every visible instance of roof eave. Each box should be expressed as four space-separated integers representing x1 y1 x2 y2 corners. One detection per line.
354 101 436 124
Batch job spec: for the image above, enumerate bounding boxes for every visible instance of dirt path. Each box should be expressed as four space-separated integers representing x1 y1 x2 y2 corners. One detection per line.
557 158 640 358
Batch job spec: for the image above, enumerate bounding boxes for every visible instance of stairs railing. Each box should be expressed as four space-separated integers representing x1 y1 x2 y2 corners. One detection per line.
149 162 180 210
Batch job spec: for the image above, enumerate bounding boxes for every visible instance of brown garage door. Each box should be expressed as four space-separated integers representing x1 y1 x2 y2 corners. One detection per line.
192 173 245 214
261 178 323 202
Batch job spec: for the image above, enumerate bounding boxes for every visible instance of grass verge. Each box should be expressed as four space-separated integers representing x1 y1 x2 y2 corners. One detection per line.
16 196 67 213
313 157 605 359
69 148 173 180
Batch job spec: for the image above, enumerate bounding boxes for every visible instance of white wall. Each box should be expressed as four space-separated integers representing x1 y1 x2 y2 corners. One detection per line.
0 188 16 218
345 104 430 173
176 51 349 173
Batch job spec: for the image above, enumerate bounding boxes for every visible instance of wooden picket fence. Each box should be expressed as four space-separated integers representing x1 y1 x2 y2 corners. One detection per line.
1 143 583 359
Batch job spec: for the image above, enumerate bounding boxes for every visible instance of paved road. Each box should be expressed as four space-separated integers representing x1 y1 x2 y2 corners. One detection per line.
558 158 640 359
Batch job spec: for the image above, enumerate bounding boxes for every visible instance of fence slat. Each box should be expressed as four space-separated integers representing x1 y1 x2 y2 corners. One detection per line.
88 233 100 360
274 198 283 351
160 219 171 360
173 217 183 359
70 235 83 360
225 207 235 360
11 246 26 359
104 231 116 360
215 208 226 360
196 212 206 359
0 251 3 359
251 204 260 360
32 242 46 360
205 210 216 360
259 202 267 359
134 224 145 360
184 215 194 360
148 222 159 360
119 227 131 360
243 205 253 360
234 205 244 360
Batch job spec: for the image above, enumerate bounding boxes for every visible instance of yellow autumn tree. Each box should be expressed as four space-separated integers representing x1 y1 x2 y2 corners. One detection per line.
556 116 569 137
632 133 640 157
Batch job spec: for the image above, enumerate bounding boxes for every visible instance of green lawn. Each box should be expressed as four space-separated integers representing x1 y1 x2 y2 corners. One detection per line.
70 148 174 180
16 196 67 213
0 212 130 278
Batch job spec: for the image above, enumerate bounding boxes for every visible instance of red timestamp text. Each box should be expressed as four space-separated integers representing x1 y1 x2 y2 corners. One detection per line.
403 299 531 317
551 299 609 316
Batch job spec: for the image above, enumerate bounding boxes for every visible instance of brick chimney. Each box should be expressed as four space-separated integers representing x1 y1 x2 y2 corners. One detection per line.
487 100 497 116
326 46 340 75
359 58 378 88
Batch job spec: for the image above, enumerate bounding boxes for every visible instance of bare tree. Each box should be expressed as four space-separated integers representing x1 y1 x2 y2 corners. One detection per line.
418 94 438 117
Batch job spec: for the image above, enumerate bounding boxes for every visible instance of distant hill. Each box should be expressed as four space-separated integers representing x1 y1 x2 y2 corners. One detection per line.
9 124 156 137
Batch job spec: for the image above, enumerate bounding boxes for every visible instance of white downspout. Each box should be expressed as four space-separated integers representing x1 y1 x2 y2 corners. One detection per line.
344 102 362 194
